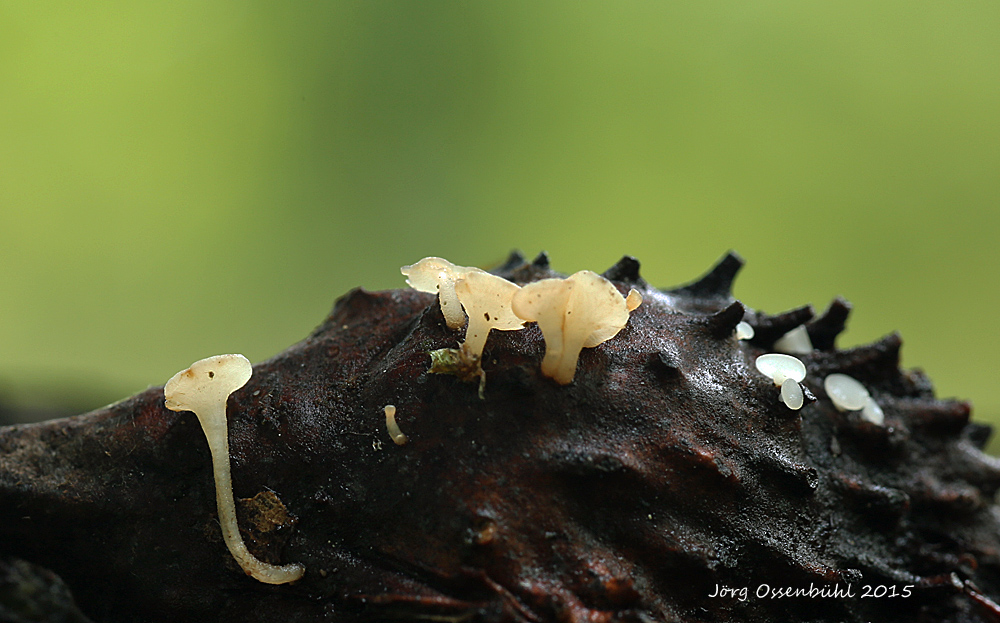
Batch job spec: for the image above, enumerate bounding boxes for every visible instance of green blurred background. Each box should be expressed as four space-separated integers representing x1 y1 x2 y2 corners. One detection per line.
0 4 997 447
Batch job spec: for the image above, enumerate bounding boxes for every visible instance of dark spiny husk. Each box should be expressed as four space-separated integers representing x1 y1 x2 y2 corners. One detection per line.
1 251 999 623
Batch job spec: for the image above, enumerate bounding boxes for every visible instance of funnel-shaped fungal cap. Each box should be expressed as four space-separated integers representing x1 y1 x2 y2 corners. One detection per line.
400 257 473 329
164 354 252 420
454 271 525 361
512 271 641 385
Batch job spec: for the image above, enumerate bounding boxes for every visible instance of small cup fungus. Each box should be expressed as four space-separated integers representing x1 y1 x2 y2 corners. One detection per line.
453 270 525 363
164 354 305 585
754 354 807 386
511 270 642 385
401 257 479 329
735 321 755 341
404 258 525 396
755 354 808 410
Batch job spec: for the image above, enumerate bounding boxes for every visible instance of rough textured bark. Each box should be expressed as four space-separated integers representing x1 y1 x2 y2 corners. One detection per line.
1 251 999 622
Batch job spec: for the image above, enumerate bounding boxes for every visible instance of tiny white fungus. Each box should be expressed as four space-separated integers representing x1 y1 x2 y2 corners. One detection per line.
823 373 869 412
780 378 804 410
773 325 813 354
625 289 643 313
735 321 754 341
754 354 807 386
861 397 885 426
384 405 408 445
164 354 305 585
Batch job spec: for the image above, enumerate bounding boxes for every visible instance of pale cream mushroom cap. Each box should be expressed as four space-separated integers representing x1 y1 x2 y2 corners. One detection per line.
400 257 457 292
512 271 641 385
581 284 641 348
454 270 524 362
400 257 477 329
164 354 252 422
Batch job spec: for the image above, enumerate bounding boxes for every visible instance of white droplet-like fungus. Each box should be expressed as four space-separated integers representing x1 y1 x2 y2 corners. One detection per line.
735 321 755 341
511 270 642 385
401 257 480 329
824 373 884 426
164 354 305 585
823 373 869 411
780 378 804 410
384 404 408 445
755 354 807 386
453 270 525 363
773 325 813 354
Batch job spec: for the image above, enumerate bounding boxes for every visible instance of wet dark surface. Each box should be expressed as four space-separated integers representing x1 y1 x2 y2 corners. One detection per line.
2 251 999 622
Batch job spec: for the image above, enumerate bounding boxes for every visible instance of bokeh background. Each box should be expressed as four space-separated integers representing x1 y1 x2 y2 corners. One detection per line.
1 4 997 447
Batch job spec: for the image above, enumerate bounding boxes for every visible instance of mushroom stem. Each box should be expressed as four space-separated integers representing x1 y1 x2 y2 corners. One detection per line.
164 355 304 585
202 405 304 584
543 328 586 386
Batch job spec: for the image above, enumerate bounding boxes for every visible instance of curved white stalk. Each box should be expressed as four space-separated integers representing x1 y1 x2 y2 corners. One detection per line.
165 354 304 584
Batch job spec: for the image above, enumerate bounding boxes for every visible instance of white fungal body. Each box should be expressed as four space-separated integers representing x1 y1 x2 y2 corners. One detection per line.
453 271 525 362
511 271 641 385
824 373 884 425
735 321 755 341
164 354 305 585
384 405 408 445
780 378 804 410
401 257 483 329
754 354 807 386
773 325 813 354
824 373 869 411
